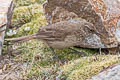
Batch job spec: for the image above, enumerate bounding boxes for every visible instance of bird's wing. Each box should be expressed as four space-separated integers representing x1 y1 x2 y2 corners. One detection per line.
37 24 69 41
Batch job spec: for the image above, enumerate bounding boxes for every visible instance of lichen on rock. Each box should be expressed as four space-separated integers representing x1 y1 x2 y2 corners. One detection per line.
43 0 120 49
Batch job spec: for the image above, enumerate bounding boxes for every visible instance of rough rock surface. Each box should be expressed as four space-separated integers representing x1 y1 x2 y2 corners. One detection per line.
43 0 120 49
90 64 120 80
0 0 14 55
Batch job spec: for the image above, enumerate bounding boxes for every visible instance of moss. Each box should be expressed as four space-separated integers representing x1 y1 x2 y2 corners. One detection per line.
12 4 45 29
14 0 45 7
61 55 120 80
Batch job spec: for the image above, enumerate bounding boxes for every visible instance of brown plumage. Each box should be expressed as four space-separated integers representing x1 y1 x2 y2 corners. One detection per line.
5 18 96 49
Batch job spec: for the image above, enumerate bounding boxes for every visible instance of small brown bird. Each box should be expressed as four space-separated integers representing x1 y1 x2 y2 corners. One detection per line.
5 18 97 56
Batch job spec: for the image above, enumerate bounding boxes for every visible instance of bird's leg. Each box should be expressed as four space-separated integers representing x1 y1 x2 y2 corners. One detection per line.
99 48 102 55
68 47 86 54
49 47 59 60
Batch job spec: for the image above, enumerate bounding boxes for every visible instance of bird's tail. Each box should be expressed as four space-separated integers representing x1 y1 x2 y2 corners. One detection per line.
5 34 37 42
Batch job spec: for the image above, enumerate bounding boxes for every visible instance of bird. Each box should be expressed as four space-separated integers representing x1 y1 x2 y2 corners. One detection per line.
5 18 97 58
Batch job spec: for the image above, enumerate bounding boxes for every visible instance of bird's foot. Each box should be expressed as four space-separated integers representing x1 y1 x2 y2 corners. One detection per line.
50 47 59 61
69 48 84 54
52 55 59 61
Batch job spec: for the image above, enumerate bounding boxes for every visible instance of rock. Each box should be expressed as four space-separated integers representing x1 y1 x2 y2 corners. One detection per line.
0 0 14 55
91 64 120 80
43 0 120 49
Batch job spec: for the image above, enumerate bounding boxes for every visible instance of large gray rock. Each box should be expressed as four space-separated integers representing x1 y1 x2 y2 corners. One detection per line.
0 0 14 55
91 64 120 80
43 0 120 50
